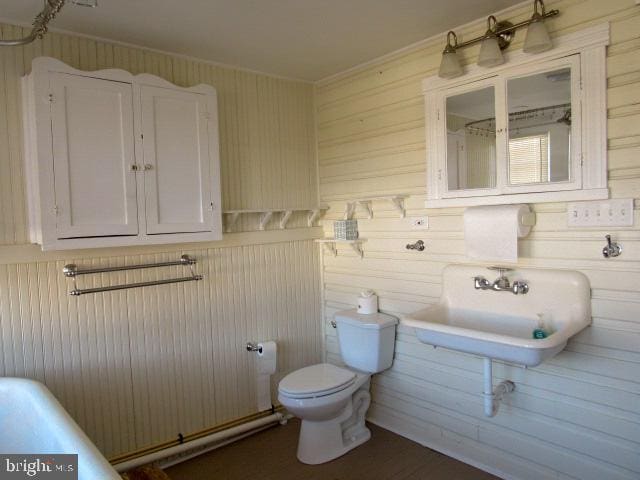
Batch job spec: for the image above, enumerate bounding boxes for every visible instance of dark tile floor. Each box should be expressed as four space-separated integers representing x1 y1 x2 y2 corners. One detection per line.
166 419 499 479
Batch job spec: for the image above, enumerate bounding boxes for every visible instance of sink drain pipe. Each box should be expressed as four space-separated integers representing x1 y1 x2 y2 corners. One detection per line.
483 358 515 417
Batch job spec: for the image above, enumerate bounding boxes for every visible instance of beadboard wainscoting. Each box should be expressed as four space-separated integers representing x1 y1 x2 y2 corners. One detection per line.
0 23 322 459
0 241 322 458
316 1 640 480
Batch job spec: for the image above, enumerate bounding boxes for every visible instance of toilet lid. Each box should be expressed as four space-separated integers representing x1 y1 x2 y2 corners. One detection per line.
279 363 356 399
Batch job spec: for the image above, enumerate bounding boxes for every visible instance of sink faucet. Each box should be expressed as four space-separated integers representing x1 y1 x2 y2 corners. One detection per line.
474 266 529 295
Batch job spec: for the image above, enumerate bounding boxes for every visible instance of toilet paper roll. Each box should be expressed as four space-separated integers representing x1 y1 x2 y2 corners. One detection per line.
256 341 277 412
257 341 277 374
464 204 532 263
357 290 378 314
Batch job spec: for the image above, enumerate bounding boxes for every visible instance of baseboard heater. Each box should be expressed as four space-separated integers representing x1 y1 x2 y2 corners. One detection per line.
112 410 286 473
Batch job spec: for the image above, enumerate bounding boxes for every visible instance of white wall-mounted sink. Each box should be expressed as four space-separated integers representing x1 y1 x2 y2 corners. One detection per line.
402 265 592 367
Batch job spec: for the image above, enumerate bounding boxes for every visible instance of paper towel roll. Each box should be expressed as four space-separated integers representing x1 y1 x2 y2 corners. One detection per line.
357 290 378 314
464 204 533 263
256 341 276 411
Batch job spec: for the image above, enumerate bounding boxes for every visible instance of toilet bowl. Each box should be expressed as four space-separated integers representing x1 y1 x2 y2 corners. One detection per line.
278 309 397 465
278 363 372 464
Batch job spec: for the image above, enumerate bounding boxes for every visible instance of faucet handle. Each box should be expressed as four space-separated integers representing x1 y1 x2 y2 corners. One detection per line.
474 276 491 289
512 280 529 295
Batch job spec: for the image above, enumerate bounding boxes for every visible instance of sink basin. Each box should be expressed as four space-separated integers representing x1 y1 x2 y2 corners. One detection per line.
402 265 591 367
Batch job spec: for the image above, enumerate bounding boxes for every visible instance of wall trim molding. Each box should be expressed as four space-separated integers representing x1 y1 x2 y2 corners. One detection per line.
0 19 311 84
0 227 323 265
315 0 535 86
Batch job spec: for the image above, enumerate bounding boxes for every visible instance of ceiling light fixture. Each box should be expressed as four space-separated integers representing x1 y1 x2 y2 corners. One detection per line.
0 0 98 47
71 0 98 7
0 0 65 47
437 0 559 79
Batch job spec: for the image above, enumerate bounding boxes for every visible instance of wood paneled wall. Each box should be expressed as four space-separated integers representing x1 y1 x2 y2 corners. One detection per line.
316 1 640 479
0 23 322 458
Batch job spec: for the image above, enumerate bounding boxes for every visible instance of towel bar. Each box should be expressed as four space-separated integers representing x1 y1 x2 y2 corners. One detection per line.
69 275 203 296
63 254 196 277
63 254 203 296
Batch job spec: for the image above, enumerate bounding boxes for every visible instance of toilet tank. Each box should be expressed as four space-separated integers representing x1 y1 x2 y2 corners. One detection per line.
335 309 398 373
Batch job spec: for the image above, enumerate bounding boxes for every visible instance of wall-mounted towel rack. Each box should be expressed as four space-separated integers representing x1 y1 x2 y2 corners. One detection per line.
63 254 203 296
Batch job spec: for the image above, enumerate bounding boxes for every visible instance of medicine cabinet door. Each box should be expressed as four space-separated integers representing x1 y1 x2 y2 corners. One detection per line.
140 85 214 235
502 55 582 194
50 73 139 239
441 77 506 198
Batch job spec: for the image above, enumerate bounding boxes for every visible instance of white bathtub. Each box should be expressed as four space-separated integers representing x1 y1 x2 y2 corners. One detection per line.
0 377 120 479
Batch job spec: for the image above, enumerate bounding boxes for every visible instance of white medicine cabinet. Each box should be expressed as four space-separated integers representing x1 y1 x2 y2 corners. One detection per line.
423 24 610 207
22 57 222 250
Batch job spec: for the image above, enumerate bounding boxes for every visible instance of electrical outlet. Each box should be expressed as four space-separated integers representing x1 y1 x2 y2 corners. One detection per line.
410 217 429 230
568 199 634 227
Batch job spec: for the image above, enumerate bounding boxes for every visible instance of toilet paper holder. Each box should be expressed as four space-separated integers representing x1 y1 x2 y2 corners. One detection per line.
520 212 536 227
246 342 263 353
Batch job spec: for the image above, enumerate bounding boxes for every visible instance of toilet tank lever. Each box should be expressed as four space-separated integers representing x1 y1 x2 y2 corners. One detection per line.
246 342 262 353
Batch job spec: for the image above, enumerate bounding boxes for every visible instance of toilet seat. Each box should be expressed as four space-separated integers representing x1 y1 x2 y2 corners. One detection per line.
279 363 356 399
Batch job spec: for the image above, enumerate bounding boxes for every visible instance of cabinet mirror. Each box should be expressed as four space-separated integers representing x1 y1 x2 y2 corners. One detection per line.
443 58 579 198
423 24 609 207
507 67 572 186
446 86 497 191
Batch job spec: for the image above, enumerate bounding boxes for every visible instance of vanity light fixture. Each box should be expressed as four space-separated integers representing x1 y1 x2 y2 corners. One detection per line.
438 31 463 79
523 0 553 53
437 0 559 78
477 16 505 67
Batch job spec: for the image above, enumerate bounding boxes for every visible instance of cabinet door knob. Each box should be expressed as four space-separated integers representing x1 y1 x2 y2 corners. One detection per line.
144 164 154 171
130 164 139 172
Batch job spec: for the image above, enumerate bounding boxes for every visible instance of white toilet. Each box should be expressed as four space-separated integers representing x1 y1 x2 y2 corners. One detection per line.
278 309 398 464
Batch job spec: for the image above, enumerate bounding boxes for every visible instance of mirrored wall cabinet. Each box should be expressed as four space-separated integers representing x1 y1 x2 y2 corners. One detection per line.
423 24 610 207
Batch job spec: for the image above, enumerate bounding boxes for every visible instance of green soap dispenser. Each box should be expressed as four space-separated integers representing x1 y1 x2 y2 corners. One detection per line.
532 313 548 339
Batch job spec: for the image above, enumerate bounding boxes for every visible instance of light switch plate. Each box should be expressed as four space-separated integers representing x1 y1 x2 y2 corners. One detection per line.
568 199 634 227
